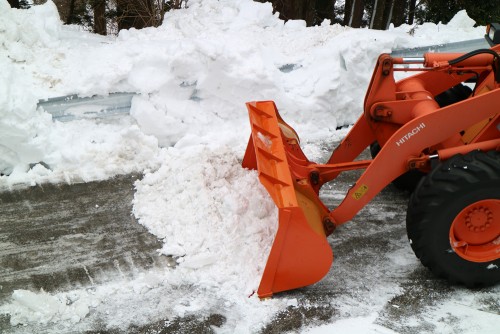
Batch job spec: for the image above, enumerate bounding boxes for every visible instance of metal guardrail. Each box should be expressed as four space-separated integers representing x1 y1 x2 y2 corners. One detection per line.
36 38 490 122
37 92 136 122
391 38 489 57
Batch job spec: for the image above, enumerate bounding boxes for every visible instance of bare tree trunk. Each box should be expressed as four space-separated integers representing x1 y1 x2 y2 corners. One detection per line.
343 0 353 25
66 0 77 24
269 0 316 26
93 0 107 35
370 0 377 28
407 0 417 25
315 0 336 23
371 0 389 30
393 0 407 26
385 0 394 29
344 0 365 27
171 0 183 9
7 0 20 8
350 0 365 28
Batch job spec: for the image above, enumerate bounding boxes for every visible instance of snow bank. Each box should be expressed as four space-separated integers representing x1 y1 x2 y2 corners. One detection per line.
0 0 493 332
0 1 59 177
0 1 160 182
0 0 485 187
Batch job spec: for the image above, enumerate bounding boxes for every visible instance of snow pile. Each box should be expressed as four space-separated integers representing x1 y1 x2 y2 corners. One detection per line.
1 268 299 333
132 146 277 297
0 2 57 177
0 0 494 332
4 289 98 326
0 1 484 186
0 1 161 182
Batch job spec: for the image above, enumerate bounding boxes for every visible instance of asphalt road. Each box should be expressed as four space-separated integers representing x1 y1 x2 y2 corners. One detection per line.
0 175 172 333
0 168 498 333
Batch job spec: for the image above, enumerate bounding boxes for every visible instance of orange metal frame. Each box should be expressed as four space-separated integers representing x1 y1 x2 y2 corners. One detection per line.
326 48 500 225
243 45 500 298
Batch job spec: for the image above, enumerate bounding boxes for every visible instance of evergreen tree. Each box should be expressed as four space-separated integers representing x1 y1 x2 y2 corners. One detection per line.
416 0 500 25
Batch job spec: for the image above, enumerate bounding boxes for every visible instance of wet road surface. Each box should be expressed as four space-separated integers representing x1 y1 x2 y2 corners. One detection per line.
0 169 498 333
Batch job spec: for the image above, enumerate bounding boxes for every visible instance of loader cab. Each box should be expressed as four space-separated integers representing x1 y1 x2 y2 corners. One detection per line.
486 23 500 46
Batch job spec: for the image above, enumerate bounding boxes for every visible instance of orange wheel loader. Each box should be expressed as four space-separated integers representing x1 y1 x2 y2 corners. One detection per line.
243 25 500 298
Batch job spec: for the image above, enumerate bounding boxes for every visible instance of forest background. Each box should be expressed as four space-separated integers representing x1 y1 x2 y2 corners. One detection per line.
6 0 500 36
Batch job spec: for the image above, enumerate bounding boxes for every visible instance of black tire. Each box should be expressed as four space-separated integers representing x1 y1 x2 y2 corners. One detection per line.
370 142 424 191
434 83 472 108
406 150 500 287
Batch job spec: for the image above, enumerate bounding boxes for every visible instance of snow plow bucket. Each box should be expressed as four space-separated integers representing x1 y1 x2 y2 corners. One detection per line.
242 101 333 298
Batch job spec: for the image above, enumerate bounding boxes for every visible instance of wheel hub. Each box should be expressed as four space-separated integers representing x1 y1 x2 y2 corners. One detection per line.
450 199 500 262
464 206 493 232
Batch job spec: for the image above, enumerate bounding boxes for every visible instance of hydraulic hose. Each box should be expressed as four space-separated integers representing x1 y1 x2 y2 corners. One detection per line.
448 49 500 82
448 49 498 65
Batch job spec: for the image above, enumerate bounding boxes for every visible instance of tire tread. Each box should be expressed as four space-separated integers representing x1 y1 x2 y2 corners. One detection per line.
407 150 500 287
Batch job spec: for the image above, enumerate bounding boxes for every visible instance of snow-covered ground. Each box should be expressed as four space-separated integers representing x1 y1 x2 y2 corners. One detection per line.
0 0 498 333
